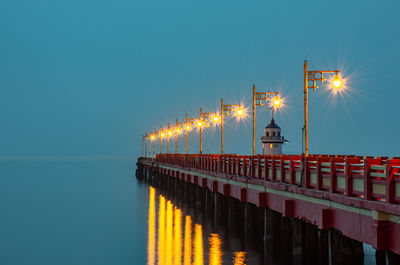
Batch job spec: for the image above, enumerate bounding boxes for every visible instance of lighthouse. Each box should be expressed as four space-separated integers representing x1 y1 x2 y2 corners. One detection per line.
261 118 285 155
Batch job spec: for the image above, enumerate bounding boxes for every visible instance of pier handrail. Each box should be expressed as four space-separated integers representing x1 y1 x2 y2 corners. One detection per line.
155 153 400 205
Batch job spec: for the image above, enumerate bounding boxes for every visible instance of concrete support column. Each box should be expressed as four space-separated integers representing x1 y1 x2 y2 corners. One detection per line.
280 217 293 265
292 218 304 265
304 223 321 265
244 202 248 231
227 198 232 231
263 208 281 264
213 192 218 228
376 250 386 265
386 251 400 265
330 230 364 265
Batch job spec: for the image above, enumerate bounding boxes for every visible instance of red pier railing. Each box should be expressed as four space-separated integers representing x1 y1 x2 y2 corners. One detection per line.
156 154 400 204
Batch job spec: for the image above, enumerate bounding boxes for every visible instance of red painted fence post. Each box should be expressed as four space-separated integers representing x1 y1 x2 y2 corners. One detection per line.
251 156 255 178
364 158 373 200
330 157 337 193
272 156 276 181
280 156 284 182
317 157 323 190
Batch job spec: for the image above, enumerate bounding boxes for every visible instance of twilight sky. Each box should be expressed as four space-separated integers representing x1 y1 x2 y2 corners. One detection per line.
1 0 399 158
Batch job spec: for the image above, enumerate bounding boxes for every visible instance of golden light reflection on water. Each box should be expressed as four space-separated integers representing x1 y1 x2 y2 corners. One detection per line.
183 215 192 265
209 233 222 265
165 201 173 265
148 187 156 265
157 195 165 265
194 224 204 265
148 187 247 265
233 252 247 265
174 207 182 265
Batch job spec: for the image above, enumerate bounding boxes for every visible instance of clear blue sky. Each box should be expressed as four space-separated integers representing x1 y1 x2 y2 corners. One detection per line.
1 0 399 157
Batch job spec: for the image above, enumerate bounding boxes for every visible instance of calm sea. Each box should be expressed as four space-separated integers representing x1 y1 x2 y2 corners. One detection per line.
0 159 377 265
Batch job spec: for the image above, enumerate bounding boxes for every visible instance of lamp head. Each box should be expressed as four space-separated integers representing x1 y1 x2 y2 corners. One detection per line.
332 75 342 89
236 108 244 116
273 96 281 108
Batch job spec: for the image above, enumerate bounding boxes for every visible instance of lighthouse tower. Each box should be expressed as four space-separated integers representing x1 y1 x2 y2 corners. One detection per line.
261 118 285 155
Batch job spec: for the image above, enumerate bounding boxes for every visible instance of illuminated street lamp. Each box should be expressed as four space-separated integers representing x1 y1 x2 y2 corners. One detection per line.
141 134 145 157
304 60 342 156
252 85 280 155
185 115 197 154
220 98 244 154
174 119 185 154
199 107 217 154
167 123 172 154
273 97 281 108
151 129 157 158
147 132 151 158
159 127 165 154
143 132 149 158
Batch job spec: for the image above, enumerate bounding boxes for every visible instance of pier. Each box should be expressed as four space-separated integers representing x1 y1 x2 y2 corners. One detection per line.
137 154 400 264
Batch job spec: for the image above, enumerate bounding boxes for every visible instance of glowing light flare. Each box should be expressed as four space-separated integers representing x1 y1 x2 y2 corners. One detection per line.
212 115 220 123
270 96 285 110
150 135 155 140
233 106 248 121
327 74 348 96
168 130 172 136
332 75 343 89
161 132 165 138
197 121 203 128
186 125 191 131
236 108 244 116
175 128 181 134
273 97 281 108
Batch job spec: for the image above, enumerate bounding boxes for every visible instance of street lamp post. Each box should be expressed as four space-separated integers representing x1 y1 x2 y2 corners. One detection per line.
184 115 196 154
303 60 342 156
221 99 224 154
148 132 151 158
141 134 144 157
220 98 243 154
200 108 203 154
174 119 184 154
144 133 148 158
198 108 218 154
252 84 281 155
153 129 156 158
159 127 164 154
173 119 187 154
186 114 189 154
175 119 178 154
167 123 172 154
